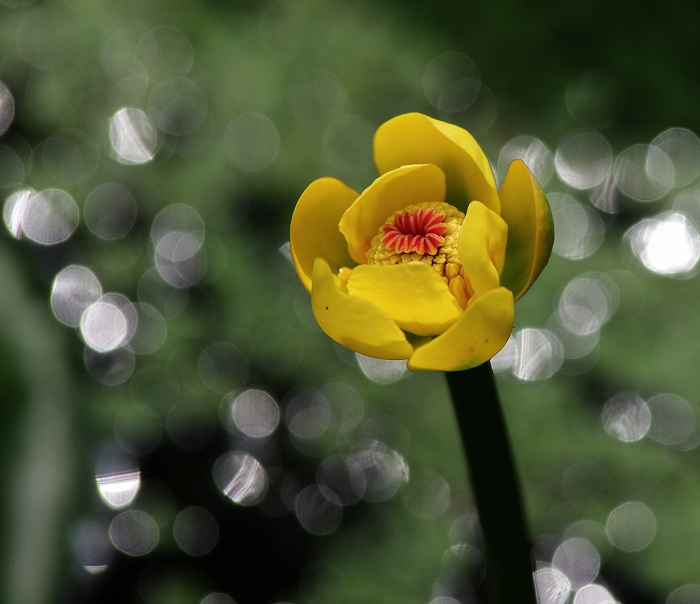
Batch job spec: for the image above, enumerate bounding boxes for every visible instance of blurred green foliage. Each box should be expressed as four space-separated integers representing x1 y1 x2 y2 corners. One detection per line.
2 1 700 603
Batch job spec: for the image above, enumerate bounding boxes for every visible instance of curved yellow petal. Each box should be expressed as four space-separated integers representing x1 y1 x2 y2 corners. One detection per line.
310 258 413 360
346 262 462 336
498 160 554 301
458 201 508 297
290 177 358 292
407 287 514 371
373 113 500 213
338 164 446 264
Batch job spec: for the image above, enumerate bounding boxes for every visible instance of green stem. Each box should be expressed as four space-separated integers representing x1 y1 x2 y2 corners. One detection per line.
445 362 536 604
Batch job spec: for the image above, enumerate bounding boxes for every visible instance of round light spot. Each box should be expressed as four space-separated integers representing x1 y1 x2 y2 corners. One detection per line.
555 130 612 190
652 128 700 188
437 543 484 592
0 80 14 136
552 538 600 589
295 485 343 536
550 193 605 259
231 389 280 438
213 451 267 506
589 172 623 214
96 470 141 510
626 212 700 276
573 584 615 604
72 520 112 574
80 300 129 352
21 189 79 245
498 136 553 186
3 189 33 239
558 275 615 336
84 183 137 240
606 501 656 552
615 144 674 202
602 392 651 442
51 265 102 326
110 108 158 165
201 594 236 604
355 354 408 384
152 204 206 288
646 393 696 446
512 328 563 381
401 467 450 518
225 112 279 172
350 440 408 502
667 584 700 604
173 506 219 556
533 567 571 604
154 230 207 287
491 336 517 373
285 390 332 442
109 510 159 556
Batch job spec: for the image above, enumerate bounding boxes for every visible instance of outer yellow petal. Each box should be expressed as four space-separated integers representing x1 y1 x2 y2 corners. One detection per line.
458 201 508 297
290 177 358 292
346 262 462 336
498 160 554 301
407 287 514 371
310 258 413 360
338 164 446 264
373 113 500 213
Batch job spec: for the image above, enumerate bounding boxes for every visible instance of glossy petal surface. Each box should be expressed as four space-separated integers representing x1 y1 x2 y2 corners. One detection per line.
498 159 554 301
311 258 413 359
346 262 462 336
291 178 358 291
373 113 500 213
408 287 514 371
458 201 508 297
339 164 446 264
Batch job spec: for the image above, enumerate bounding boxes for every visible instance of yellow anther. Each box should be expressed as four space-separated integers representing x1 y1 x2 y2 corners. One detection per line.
448 275 469 309
338 266 353 285
366 201 469 306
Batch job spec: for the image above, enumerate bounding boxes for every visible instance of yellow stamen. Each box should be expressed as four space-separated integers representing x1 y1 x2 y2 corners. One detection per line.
366 201 471 308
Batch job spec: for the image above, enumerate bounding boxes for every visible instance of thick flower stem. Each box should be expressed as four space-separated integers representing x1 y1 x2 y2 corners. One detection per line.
445 362 536 604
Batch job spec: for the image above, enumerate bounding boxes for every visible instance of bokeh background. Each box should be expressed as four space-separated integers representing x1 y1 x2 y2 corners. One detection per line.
2 1 700 603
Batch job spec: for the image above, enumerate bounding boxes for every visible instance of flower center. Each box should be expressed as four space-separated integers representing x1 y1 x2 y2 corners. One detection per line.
365 201 473 308
381 207 449 255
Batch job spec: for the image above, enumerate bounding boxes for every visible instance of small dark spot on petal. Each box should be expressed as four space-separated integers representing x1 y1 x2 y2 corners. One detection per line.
325 306 329 310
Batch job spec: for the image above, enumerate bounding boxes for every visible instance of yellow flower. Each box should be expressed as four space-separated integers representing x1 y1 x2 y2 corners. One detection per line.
290 113 553 371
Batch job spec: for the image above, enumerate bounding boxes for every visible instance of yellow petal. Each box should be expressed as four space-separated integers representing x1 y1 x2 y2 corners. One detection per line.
498 160 554 301
338 164 446 264
458 201 508 297
346 262 462 336
290 177 358 292
407 287 514 371
311 258 413 359
373 113 500 213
